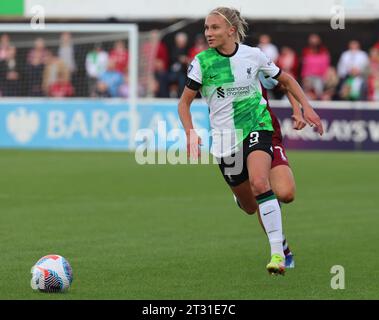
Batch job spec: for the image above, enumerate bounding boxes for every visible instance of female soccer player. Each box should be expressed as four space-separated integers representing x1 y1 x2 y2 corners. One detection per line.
178 7 323 275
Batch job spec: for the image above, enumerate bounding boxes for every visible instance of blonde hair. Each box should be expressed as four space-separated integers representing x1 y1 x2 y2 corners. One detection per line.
209 7 248 43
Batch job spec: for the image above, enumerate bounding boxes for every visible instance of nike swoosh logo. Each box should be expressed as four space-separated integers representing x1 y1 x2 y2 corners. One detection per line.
263 210 275 216
209 75 217 79
268 229 279 234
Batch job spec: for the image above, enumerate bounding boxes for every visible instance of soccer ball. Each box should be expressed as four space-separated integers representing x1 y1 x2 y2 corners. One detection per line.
30 254 73 292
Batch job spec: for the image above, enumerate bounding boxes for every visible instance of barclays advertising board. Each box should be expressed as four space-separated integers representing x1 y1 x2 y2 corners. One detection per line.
272 105 379 151
0 99 210 151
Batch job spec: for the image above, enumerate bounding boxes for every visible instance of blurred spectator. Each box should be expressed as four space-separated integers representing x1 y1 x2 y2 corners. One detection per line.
148 30 170 71
188 34 208 60
119 73 130 98
0 34 11 61
58 32 76 75
156 43 169 72
42 50 70 95
337 40 369 79
94 81 111 98
118 72 145 98
24 48 44 96
0 46 20 96
97 60 123 97
85 43 109 96
156 37 170 71
339 67 368 101
48 73 74 97
109 40 129 74
368 46 379 101
152 59 170 97
277 46 299 79
27 38 49 65
321 67 339 100
169 32 189 97
258 34 279 63
302 77 318 100
140 29 169 97
301 34 330 99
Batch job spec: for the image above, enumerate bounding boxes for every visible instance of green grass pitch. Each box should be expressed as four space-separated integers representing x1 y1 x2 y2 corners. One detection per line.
0 149 378 300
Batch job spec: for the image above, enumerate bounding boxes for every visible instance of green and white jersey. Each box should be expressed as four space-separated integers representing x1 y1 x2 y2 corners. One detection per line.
188 43 281 157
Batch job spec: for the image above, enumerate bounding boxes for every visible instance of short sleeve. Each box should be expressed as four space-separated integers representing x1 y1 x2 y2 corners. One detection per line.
258 71 278 90
257 49 281 79
187 57 202 84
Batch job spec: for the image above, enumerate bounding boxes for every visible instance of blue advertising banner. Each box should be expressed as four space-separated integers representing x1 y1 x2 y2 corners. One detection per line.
0 99 209 151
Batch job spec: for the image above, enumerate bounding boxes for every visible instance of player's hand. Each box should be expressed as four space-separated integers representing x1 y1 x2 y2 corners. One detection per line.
291 113 307 130
186 130 202 160
303 107 324 135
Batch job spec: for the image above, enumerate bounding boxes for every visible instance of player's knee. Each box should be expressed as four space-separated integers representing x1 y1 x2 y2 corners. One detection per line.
237 199 257 215
243 205 257 215
277 189 295 203
250 177 270 196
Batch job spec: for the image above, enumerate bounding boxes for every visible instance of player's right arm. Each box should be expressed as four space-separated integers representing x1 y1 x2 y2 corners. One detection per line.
178 87 202 159
178 58 203 159
178 87 198 136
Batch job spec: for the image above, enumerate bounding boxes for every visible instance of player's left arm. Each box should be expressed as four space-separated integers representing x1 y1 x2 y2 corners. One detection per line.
276 71 324 135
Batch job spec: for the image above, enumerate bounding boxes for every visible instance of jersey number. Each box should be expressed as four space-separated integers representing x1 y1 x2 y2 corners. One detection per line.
249 132 259 146
274 145 287 161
